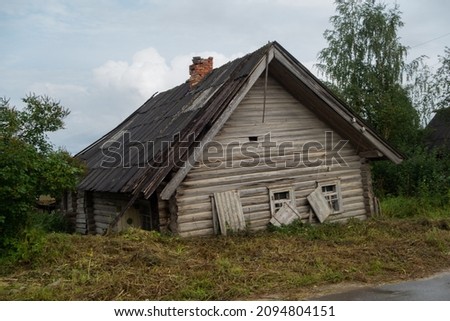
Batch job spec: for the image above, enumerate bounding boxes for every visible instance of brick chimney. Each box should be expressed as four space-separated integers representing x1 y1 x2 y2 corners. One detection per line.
189 56 213 88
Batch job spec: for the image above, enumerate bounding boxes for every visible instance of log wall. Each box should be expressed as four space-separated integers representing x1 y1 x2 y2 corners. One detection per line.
74 191 168 235
176 76 367 237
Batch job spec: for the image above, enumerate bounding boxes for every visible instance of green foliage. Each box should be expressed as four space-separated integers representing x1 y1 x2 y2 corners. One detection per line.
406 47 450 125
318 1 449 208
317 0 420 149
8 227 48 264
0 95 85 249
27 210 73 233
0 210 72 263
373 147 450 203
435 48 450 110
381 196 450 219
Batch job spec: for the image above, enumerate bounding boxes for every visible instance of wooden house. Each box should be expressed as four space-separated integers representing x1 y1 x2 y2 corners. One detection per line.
65 42 402 237
425 107 450 152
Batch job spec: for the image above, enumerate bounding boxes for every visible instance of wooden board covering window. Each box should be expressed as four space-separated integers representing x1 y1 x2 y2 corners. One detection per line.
213 190 246 236
307 186 332 223
269 202 301 227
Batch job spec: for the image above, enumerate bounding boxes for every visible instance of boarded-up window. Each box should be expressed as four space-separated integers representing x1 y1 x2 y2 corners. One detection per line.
269 187 296 216
269 202 301 227
307 180 343 223
213 190 246 236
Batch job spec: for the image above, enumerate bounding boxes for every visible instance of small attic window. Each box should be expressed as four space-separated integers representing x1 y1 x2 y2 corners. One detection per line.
249 136 258 142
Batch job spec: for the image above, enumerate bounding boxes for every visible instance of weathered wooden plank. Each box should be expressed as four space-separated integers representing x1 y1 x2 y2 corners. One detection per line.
177 201 212 212
177 220 214 233
243 210 271 222
211 196 219 235
213 190 246 235
177 211 213 224
180 167 362 189
93 203 117 212
240 195 270 206
178 228 214 238
75 218 87 224
93 209 116 216
269 202 301 227
242 203 271 213
94 214 114 224
307 187 331 223
95 221 110 230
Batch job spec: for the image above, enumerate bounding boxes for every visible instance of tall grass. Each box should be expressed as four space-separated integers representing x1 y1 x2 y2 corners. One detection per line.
381 196 450 219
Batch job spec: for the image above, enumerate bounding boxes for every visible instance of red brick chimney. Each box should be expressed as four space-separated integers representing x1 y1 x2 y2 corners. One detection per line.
189 56 213 88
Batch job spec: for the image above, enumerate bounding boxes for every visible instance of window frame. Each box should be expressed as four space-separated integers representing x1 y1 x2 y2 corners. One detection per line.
269 187 296 216
317 180 343 214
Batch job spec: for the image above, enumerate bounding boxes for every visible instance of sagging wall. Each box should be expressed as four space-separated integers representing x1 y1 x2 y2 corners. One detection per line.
175 76 368 237
74 191 169 235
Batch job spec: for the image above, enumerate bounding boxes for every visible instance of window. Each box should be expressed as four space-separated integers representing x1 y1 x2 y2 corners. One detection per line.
248 136 258 142
318 181 342 213
307 180 343 223
269 187 295 216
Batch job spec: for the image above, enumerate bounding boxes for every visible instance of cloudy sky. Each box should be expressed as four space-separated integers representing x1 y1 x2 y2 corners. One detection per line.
1 0 449 153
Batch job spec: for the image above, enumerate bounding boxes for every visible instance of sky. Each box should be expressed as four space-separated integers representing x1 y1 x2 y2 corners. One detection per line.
1 0 449 154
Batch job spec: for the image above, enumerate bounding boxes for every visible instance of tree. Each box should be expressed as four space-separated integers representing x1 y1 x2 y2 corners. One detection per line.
406 47 450 126
316 0 420 149
0 95 84 247
435 47 450 110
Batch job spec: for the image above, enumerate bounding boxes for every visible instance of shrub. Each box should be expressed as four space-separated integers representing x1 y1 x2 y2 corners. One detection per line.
373 147 450 205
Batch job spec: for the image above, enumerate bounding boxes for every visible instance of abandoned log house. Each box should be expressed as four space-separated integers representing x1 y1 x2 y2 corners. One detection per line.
64 41 403 237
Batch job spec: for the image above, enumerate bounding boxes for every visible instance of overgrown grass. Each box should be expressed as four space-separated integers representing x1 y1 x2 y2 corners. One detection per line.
381 195 450 219
1 212 450 300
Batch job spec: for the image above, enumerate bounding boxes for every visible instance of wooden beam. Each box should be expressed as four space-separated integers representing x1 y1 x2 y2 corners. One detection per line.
160 48 275 200
359 150 384 158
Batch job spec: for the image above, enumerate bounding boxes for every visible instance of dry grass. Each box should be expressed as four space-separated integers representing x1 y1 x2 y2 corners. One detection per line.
1 217 450 300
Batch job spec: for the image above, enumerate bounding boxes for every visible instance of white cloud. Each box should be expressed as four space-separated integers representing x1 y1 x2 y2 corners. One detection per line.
93 47 244 99
93 48 170 98
30 48 244 153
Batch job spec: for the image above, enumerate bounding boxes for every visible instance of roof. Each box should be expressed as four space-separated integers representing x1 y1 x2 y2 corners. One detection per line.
425 107 450 150
76 41 403 201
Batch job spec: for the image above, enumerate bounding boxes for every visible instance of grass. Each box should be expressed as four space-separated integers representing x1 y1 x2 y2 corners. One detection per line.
381 195 450 219
1 209 450 300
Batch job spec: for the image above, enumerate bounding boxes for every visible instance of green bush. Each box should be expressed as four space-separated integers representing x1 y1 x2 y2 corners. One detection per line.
0 95 84 248
373 147 450 204
27 211 73 233
9 227 48 264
